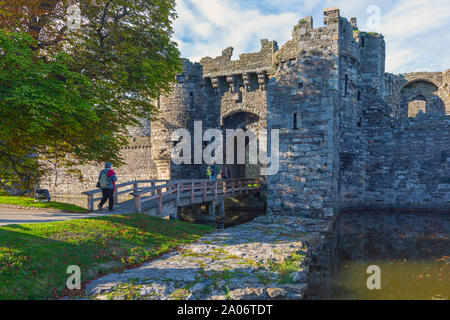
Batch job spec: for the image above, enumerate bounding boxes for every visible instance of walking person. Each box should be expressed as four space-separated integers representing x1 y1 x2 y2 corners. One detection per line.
97 162 117 212
222 165 230 180
207 161 219 185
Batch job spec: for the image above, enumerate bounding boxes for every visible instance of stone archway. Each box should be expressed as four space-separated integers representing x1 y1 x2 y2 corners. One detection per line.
400 79 445 117
222 111 260 179
407 94 427 117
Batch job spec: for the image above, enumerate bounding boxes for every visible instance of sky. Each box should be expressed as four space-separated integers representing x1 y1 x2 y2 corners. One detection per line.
172 0 450 74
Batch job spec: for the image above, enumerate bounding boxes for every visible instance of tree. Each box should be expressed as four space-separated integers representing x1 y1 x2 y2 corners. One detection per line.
0 30 119 193
0 0 181 193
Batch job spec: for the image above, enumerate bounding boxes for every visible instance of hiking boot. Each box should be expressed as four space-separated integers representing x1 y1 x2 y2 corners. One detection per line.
98 204 103 212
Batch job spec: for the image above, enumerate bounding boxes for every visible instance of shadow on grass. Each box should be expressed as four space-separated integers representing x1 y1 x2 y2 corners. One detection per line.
0 214 212 300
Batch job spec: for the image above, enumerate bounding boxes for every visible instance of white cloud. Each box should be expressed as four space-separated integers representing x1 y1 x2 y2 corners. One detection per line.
173 0 299 61
381 0 450 39
173 0 450 73
380 0 450 72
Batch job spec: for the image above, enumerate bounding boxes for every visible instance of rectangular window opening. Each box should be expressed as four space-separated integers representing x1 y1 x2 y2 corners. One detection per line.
344 75 349 97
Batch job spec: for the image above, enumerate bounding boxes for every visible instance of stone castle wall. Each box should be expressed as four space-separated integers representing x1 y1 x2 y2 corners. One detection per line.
349 112 450 210
39 7 449 216
267 9 341 218
40 119 157 195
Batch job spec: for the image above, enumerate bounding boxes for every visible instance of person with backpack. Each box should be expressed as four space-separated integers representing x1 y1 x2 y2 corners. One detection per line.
207 161 219 185
97 162 117 212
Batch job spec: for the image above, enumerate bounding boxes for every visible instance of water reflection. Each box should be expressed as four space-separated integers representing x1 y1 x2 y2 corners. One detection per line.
307 211 450 300
331 257 449 300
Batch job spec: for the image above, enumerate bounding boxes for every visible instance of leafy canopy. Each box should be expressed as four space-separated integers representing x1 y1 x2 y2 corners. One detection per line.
0 0 182 193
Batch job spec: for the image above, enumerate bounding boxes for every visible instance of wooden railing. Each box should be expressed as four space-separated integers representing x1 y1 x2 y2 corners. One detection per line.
129 178 260 214
82 180 169 211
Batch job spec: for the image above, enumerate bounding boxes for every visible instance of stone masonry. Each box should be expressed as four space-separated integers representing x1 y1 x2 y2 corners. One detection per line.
41 7 449 216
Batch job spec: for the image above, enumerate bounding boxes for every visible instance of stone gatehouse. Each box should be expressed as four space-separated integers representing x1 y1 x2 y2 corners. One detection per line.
40 7 450 217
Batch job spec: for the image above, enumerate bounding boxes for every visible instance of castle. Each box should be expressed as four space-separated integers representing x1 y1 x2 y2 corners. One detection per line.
41 7 450 217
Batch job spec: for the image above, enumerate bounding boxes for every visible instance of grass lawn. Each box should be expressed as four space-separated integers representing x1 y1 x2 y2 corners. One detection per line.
0 196 88 213
0 214 213 299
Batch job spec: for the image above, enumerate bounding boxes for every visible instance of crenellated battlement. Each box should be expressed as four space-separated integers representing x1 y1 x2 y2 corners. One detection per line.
200 39 277 77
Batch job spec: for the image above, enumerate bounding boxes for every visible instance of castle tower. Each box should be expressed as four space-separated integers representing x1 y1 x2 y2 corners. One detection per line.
266 8 343 218
151 59 215 179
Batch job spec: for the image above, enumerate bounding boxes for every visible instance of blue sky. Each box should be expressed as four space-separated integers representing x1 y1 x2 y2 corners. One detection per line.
173 0 450 74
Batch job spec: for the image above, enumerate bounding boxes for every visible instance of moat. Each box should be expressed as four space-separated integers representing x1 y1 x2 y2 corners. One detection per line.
328 257 448 300
307 211 450 300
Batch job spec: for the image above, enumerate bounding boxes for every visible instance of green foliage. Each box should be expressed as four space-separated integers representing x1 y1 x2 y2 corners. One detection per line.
0 0 182 193
266 251 306 284
69 0 182 121
0 214 212 299
0 31 107 192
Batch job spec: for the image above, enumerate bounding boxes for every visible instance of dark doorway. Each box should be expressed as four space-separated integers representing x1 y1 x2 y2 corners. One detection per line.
222 111 259 179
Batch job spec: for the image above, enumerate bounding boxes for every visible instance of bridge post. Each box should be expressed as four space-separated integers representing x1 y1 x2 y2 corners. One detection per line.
217 199 225 229
207 201 215 216
87 194 94 212
133 182 138 193
176 183 180 207
113 188 119 207
203 182 207 202
151 182 156 196
157 189 162 215
223 180 227 197
134 194 142 213
214 181 218 200
190 182 195 204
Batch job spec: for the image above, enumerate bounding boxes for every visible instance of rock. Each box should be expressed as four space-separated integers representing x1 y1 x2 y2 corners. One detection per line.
97 261 121 270
85 282 118 296
266 287 287 298
283 283 307 294
190 283 205 293
96 295 109 300
229 287 266 300
284 293 304 300
291 271 308 283
140 286 153 296
83 214 323 301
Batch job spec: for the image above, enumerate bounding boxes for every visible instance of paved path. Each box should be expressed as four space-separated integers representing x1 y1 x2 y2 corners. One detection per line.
0 203 135 226
83 214 332 300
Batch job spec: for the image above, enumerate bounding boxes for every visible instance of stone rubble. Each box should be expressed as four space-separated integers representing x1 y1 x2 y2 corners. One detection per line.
84 214 331 300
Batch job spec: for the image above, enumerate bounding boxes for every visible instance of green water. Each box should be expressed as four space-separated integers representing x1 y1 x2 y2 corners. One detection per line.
330 256 449 300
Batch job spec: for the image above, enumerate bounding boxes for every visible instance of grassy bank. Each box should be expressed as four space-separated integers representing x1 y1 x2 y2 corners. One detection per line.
0 214 213 299
0 196 88 213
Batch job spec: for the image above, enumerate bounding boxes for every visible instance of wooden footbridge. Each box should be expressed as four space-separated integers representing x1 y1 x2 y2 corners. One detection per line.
82 178 260 226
